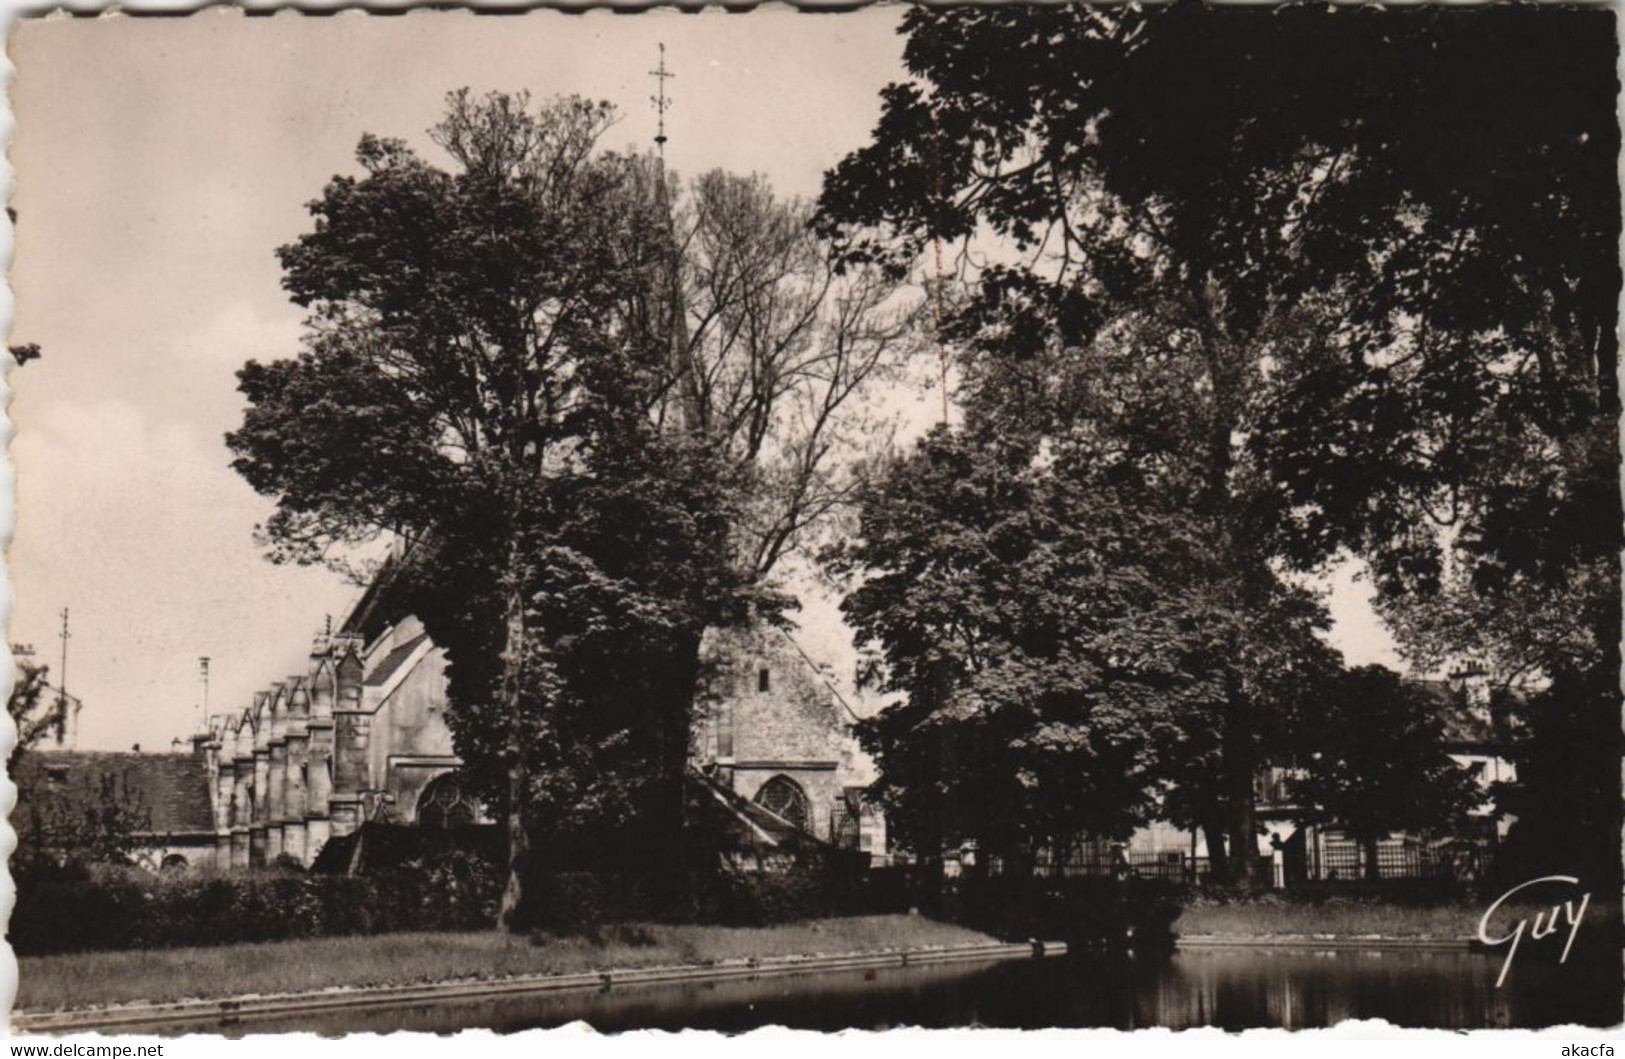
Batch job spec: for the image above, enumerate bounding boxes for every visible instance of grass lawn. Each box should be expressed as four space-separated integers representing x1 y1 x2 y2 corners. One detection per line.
16 915 998 1013
1174 896 1621 940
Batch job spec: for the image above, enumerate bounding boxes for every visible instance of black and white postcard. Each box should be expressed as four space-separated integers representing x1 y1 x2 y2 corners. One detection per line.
6 3 1621 1038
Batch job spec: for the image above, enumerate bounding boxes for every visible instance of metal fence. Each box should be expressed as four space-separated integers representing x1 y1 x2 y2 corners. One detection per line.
1011 847 1215 881
932 829 1495 885
1309 837 1493 881
1125 852 1214 881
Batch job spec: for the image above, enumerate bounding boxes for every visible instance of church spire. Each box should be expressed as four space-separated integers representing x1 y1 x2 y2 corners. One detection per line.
649 42 675 165
646 43 700 433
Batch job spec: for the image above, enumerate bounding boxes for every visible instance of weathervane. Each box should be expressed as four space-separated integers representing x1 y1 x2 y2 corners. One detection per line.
649 42 675 162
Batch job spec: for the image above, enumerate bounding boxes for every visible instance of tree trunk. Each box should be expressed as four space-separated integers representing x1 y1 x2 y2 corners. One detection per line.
1197 334 1261 890
655 635 704 890
499 750 530 931
1362 837 1382 881
497 573 530 933
1227 790 1260 888
669 634 704 822
917 854 947 917
1224 682 1261 889
1201 815 1231 884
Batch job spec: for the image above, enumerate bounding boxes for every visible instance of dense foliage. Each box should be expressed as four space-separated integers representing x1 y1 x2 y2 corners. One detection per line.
11 854 501 956
229 91 746 925
817 4 1618 884
836 429 1229 867
1288 666 1485 879
12 771 152 883
229 88 913 927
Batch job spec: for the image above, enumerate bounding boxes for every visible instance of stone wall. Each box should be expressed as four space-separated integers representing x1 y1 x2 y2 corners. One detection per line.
202 615 878 869
696 623 868 844
207 620 448 868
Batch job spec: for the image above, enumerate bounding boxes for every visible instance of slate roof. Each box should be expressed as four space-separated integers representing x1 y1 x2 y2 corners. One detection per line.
13 751 215 835
339 541 430 645
1439 704 1498 750
365 633 430 688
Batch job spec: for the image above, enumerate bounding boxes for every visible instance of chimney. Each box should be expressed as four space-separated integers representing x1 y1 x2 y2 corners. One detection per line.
1447 660 1491 715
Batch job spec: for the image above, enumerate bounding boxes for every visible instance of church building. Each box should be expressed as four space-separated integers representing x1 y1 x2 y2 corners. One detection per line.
193 589 884 871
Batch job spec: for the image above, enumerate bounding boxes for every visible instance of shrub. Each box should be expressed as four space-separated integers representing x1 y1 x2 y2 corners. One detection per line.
531 872 664 932
527 857 866 934
404 849 503 930
8 857 503 957
692 868 833 926
9 847 864 955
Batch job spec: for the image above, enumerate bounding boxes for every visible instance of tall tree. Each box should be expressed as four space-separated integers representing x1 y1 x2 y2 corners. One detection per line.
654 165 920 581
816 3 1617 882
1490 666 1621 889
230 91 740 928
1289 666 1484 880
833 428 1250 876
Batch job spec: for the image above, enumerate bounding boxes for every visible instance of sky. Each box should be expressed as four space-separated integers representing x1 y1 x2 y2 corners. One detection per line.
6 8 1399 753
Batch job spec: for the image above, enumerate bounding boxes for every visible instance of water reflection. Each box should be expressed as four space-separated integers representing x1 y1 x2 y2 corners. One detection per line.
199 945 1620 1036
1126 948 1583 1030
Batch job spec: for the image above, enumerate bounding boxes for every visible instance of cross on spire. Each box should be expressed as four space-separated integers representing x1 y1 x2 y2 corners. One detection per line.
649 42 675 161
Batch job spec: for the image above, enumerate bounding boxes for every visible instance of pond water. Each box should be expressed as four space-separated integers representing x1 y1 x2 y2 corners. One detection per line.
206 944 1621 1036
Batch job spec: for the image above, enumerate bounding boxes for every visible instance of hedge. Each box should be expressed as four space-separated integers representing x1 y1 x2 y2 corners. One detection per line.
10 848 905 956
10 850 501 956
532 866 847 931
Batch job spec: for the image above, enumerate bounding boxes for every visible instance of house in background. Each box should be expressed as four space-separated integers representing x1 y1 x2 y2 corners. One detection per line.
12 749 217 872
1113 670 1516 884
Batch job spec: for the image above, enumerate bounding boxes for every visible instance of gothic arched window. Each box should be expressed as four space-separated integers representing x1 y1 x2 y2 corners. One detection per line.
417 774 479 830
754 775 810 831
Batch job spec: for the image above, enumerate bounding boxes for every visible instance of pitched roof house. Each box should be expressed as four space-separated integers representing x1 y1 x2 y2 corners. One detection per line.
12 749 217 872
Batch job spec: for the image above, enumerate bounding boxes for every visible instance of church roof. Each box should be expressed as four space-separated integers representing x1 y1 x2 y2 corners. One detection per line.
688 768 826 851
338 540 431 645
365 633 431 688
13 751 215 835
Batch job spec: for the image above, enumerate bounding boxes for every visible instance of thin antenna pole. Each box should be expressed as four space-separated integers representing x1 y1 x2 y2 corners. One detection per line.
56 607 70 746
199 656 211 730
649 42 675 163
